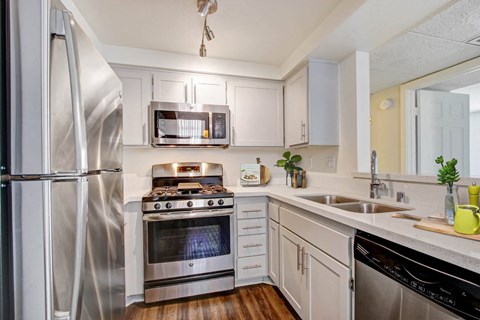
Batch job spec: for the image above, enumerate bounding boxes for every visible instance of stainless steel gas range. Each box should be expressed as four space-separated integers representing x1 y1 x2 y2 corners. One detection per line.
142 162 234 303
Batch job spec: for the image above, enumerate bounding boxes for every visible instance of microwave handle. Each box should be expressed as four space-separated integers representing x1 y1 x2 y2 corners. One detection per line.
209 112 213 140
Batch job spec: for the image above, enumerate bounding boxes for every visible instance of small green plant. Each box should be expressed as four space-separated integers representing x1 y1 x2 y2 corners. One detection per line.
275 151 302 185
435 156 460 187
275 151 303 173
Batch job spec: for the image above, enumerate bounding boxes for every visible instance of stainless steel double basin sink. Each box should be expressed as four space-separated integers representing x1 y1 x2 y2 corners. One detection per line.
296 194 409 214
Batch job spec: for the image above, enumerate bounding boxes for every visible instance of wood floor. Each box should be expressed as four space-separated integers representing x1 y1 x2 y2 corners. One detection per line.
126 284 300 320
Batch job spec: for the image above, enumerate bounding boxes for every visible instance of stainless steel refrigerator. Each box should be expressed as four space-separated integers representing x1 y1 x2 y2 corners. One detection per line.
8 0 125 319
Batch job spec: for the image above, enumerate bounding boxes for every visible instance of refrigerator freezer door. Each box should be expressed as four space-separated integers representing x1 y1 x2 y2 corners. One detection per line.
11 172 125 320
9 0 123 175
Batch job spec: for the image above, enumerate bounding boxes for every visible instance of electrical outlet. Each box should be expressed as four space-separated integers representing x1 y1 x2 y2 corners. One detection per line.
309 156 313 169
327 157 336 169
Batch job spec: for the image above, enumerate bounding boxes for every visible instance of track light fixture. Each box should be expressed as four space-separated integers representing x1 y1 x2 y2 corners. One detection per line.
197 0 217 17
197 2 217 58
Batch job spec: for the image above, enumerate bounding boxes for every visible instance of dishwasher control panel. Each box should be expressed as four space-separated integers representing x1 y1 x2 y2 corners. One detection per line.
355 231 480 320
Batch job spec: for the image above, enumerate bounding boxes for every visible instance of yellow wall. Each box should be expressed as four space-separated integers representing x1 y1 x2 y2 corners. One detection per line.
370 86 401 173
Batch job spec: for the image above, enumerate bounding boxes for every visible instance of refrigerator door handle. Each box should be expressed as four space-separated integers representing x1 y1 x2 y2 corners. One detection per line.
52 10 88 174
70 177 89 320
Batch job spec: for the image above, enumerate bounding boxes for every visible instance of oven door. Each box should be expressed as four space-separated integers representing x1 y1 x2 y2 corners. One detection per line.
143 209 234 282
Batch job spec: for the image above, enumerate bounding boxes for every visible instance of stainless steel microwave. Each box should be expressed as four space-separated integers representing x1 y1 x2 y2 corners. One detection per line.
149 102 230 148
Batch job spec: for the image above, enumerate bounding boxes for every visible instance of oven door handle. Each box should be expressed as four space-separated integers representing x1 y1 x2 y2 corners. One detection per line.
143 209 234 221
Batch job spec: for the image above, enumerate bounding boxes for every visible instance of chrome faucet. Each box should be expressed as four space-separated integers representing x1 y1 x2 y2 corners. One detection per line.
370 150 386 199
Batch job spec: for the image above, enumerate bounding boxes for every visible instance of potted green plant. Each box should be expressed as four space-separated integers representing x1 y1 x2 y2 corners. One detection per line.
275 151 303 186
435 156 460 225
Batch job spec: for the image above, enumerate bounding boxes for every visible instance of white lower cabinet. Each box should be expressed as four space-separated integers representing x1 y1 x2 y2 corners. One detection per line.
303 241 351 320
268 202 280 285
235 197 268 285
237 255 267 280
279 226 306 316
278 206 353 319
268 218 279 285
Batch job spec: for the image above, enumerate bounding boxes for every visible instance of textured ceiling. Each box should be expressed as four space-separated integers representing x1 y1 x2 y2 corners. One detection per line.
370 0 480 93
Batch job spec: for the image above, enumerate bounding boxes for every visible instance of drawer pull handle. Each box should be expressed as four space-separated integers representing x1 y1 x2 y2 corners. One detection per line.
297 244 301 271
301 247 306 275
242 226 263 230
241 210 262 213
243 243 263 248
242 264 262 270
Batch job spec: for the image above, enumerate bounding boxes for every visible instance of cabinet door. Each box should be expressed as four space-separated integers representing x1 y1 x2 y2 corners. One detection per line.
227 80 284 147
192 76 226 105
113 67 151 145
303 242 351 320
279 226 305 316
152 71 191 103
268 219 279 285
285 66 308 147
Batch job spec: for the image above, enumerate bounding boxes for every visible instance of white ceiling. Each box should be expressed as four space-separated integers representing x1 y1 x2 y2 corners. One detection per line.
69 0 480 92
69 0 343 65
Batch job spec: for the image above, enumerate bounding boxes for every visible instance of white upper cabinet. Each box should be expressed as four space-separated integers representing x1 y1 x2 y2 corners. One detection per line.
113 67 151 146
152 71 191 103
227 79 284 147
192 75 226 105
285 61 339 148
153 71 226 105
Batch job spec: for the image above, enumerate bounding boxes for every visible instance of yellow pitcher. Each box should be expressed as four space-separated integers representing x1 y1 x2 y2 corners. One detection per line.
454 205 480 235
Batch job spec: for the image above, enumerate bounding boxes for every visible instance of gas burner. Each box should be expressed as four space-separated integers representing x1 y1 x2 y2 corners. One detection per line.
200 184 227 194
150 186 178 197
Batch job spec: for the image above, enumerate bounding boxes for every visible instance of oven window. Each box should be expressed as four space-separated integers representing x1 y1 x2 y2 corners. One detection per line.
147 216 230 264
155 110 210 139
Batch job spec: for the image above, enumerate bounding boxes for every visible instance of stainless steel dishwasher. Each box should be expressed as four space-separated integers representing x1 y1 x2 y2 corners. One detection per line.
354 231 480 320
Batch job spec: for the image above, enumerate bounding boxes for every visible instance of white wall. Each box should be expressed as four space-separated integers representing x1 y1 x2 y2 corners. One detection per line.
123 146 289 186
337 51 370 175
370 86 401 173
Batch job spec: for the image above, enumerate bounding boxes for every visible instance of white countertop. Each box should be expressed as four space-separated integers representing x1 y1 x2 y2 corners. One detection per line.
231 185 480 274
124 183 480 273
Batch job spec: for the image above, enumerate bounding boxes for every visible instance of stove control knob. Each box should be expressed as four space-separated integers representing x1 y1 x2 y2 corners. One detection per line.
153 203 161 210
208 200 214 206
218 199 224 206
165 202 173 209
187 201 193 208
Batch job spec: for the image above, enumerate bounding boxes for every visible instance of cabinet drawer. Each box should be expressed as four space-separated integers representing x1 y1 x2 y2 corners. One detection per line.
237 255 267 279
237 234 267 257
237 219 266 236
268 202 280 222
236 203 266 219
280 207 351 266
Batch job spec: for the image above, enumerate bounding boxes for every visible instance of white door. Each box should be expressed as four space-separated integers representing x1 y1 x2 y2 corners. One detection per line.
303 242 351 320
192 76 226 105
152 71 191 103
268 219 279 285
279 226 305 316
113 68 151 145
417 90 470 176
227 80 284 146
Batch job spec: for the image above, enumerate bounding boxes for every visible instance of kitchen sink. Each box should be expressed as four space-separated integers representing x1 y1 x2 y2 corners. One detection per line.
331 202 409 214
296 194 361 204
